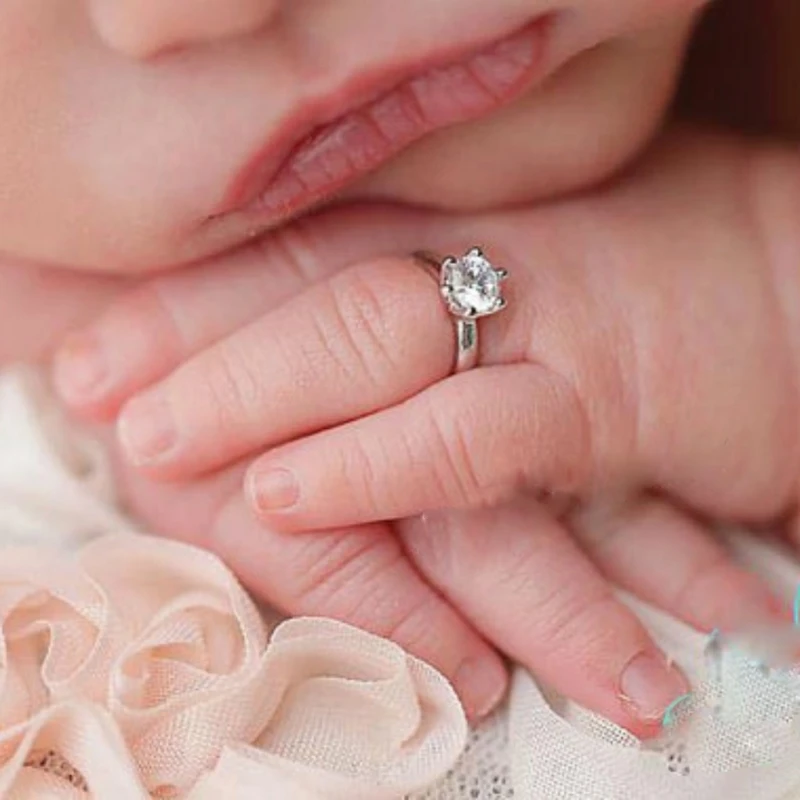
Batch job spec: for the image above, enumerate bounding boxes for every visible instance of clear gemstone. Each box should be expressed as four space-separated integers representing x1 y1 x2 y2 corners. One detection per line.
442 250 502 317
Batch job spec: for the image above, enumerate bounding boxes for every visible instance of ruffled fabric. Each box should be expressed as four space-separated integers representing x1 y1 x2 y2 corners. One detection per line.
0 368 467 798
0 534 466 798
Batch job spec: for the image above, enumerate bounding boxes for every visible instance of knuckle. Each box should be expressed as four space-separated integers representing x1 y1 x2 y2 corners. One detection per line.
372 588 443 652
426 400 486 507
323 266 400 388
518 365 595 494
287 528 447 655
536 588 625 662
192 342 265 435
284 530 407 624
285 532 378 606
336 429 386 517
485 525 622 658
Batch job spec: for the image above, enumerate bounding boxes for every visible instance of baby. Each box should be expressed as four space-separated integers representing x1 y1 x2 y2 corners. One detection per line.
1 0 798 739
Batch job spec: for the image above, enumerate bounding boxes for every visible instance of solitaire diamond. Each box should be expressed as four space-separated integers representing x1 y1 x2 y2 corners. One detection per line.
440 248 508 318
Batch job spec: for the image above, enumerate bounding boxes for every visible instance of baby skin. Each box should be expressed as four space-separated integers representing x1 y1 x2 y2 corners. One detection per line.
0 0 793 738
54 129 800 737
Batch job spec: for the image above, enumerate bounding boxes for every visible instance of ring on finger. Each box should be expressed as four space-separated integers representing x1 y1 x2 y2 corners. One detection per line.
413 247 509 373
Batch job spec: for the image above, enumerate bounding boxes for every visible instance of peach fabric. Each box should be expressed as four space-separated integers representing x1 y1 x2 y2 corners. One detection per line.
0 368 467 797
0 533 467 797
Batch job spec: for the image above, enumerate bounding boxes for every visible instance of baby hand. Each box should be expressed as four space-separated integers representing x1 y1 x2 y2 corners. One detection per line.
56 127 800 540
54 127 799 731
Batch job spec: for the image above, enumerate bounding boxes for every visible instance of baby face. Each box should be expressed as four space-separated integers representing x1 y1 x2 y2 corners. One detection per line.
0 0 704 273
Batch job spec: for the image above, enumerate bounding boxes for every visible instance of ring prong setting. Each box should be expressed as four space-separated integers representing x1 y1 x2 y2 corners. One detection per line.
438 247 508 320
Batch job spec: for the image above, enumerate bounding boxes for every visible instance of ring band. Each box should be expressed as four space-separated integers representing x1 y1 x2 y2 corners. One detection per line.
455 316 479 373
413 247 508 373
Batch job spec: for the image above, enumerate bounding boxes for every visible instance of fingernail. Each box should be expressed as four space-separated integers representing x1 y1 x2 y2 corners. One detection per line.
619 652 689 723
249 467 300 513
453 656 508 720
118 392 176 466
53 332 108 402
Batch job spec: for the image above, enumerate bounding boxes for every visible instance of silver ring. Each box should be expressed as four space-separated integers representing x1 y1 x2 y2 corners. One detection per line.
413 247 508 372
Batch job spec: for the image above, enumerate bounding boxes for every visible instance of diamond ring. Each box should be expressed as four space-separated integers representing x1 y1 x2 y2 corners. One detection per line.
413 247 508 372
